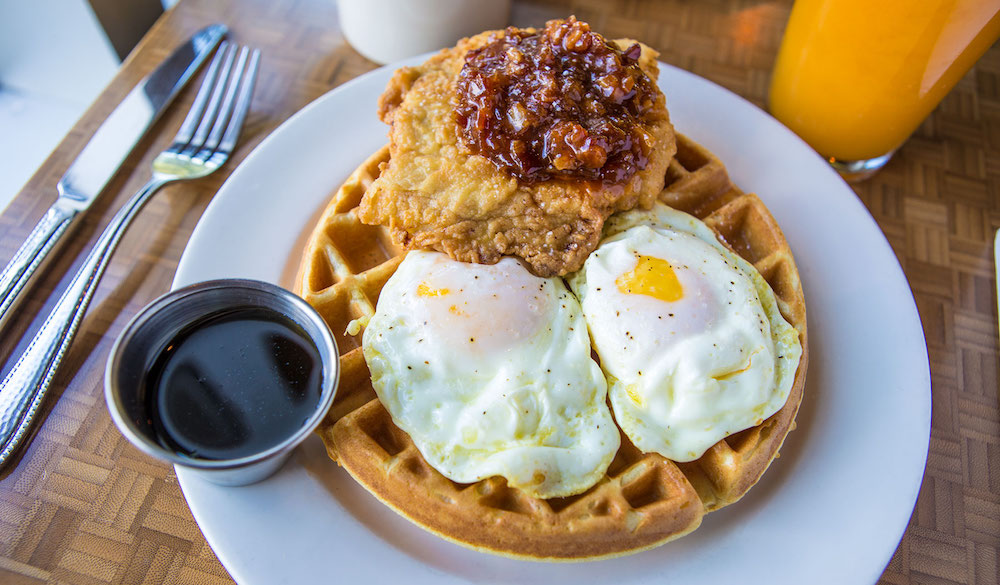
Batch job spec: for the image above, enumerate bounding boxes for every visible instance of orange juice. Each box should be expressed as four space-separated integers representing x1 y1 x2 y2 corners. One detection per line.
769 0 1000 163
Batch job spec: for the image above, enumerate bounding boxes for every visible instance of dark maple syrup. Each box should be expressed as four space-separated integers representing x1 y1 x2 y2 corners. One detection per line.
145 306 322 460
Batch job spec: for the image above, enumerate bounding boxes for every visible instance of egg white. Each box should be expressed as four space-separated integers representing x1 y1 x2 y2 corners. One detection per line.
362 250 620 498
568 204 802 462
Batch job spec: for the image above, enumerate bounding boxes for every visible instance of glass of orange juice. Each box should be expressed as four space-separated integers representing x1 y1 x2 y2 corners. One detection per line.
769 0 1000 181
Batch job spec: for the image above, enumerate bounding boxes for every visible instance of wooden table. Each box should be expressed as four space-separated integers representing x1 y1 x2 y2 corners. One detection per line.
0 0 996 583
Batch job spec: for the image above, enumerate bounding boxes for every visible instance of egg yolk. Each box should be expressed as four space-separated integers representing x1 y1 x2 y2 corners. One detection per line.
412 259 553 355
417 283 450 297
616 255 683 302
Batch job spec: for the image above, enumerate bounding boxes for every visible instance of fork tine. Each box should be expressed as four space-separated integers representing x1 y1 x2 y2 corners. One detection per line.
173 41 231 148
183 43 238 156
218 48 260 156
200 46 251 155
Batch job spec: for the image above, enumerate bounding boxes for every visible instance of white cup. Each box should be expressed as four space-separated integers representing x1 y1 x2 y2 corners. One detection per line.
337 0 511 64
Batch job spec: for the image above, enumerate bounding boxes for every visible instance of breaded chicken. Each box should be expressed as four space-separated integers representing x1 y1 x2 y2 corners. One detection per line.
359 20 676 276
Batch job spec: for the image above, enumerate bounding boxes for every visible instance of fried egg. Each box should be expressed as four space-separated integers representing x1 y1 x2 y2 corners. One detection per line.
568 204 802 462
362 250 619 498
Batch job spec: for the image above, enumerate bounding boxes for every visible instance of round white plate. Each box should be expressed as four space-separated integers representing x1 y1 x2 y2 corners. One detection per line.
174 59 931 584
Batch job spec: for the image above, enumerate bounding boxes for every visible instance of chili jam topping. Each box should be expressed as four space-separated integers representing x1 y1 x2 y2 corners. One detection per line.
455 17 663 184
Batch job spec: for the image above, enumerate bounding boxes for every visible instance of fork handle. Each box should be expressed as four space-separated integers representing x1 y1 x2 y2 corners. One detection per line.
0 177 169 469
0 202 80 331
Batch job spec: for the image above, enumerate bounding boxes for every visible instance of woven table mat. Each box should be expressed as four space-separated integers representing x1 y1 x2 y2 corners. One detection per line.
0 0 996 583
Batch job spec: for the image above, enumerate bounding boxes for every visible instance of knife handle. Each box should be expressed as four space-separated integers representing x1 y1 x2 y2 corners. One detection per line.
0 178 167 470
0 202 79 331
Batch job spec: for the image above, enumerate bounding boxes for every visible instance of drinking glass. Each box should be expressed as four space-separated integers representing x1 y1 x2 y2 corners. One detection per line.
769 0 1000 181
337 0 510 65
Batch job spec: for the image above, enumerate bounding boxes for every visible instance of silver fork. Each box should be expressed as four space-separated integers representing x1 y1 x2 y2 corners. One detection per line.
0 41 261 470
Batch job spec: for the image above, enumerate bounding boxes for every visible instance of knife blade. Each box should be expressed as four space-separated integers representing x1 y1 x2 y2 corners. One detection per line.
0 23 227 331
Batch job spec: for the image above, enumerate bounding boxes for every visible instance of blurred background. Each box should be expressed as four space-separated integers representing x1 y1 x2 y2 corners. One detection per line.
0 0 176 212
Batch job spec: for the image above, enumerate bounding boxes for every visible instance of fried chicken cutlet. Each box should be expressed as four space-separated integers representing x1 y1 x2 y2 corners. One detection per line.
358 18 676 277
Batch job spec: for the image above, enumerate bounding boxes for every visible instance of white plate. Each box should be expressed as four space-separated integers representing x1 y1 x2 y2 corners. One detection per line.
174 59 931 584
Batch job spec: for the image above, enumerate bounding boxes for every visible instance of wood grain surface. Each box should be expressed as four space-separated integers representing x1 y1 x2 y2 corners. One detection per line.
0 0 997 583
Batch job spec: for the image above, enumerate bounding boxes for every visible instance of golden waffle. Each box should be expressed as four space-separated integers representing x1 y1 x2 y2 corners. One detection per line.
294 133 808 559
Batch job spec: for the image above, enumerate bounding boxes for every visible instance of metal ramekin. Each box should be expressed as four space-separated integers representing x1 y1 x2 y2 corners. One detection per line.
105 279 339 486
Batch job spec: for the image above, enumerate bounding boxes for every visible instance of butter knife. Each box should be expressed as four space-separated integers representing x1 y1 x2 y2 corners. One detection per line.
0 23 227 332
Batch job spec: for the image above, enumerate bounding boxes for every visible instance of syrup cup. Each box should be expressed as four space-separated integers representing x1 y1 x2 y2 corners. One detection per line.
105 279 340 486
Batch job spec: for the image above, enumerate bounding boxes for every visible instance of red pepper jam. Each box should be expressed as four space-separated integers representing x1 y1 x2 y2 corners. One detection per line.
455 17 664 184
